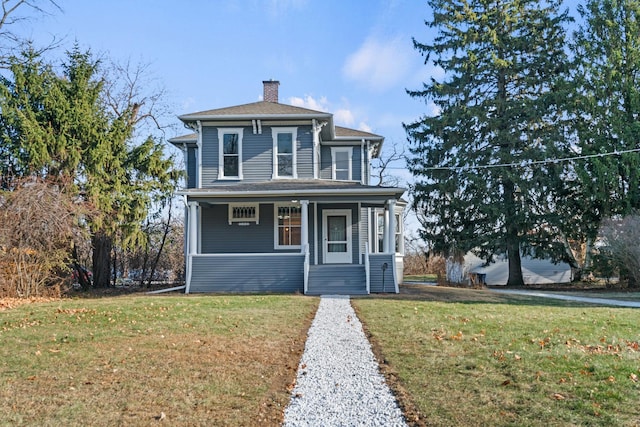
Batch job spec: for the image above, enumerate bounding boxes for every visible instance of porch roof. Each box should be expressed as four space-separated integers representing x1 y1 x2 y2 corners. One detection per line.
179 179 405 200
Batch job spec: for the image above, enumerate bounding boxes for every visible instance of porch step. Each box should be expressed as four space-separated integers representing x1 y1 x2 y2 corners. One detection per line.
307 264 367 295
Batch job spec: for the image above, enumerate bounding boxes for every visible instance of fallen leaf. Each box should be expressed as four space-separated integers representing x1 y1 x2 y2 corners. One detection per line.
501 380 511 386
552 393 565 400
630 373 638 382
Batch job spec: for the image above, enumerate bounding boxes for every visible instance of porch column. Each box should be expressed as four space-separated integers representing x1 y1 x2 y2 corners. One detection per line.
383 209 389 253
188 201 199 255
387 199 397 254
300 200 309 252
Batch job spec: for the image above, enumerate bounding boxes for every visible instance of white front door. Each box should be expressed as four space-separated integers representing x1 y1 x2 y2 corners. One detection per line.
322 210 352 264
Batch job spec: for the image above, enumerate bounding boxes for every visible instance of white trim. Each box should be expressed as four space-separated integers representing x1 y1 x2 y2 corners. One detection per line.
217 127 244 180
274 202 302 250
322 209 352 264
313 202 318 265
361 139 365 185
331 147 353 181
196 121 202 188
228 203 260 224
271 127 298 179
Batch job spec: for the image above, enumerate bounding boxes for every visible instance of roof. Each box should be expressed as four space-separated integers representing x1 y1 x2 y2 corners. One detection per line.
335 126 383 140
179 179 405 200
179 101 331 121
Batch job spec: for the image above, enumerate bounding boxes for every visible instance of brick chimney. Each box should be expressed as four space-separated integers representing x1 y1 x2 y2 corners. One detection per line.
263 79 280 103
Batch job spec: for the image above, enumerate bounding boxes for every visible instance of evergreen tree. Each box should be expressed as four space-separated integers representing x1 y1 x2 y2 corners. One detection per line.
571 0 640 286
0 47 181 288
406 0 572 286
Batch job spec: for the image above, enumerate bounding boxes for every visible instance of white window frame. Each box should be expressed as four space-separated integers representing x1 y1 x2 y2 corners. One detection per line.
272 127 298 179
375 211 385 253
218 128 243 179
395 212 404 254
228 203 260 225
331 147 353 181
274 203 302 249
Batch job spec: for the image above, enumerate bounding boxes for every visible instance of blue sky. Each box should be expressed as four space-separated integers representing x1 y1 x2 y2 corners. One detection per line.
16 0 433 159
14 0 580 237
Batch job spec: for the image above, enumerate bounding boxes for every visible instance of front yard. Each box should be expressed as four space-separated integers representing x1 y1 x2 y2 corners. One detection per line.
2 286 639 426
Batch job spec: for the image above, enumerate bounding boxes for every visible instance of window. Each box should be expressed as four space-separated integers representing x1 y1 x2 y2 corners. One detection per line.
374 211 403 253
377 212 385 253
275 204 301 248
228 203 259 224
218 128 243 179
272 127 297 178
395 213 403 254
331 147 352 180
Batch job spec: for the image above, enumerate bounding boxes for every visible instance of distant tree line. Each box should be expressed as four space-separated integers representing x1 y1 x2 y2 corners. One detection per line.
407 0 640 287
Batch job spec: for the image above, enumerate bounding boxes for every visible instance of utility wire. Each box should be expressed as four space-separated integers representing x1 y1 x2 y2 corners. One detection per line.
410 147 640 172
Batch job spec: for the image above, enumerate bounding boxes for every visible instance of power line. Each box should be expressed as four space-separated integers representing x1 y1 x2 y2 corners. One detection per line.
411 147 640 172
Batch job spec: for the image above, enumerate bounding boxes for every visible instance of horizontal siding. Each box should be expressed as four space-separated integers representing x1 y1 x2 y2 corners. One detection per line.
243 127 272 181
307 265 366 295
189 254 304 293
369 253 395 293
200 126 218 186
199 124 314 186
201 203 280 253
296 125 314 178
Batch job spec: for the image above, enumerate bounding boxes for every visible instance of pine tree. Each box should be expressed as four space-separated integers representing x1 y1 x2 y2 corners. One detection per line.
406 0 572 286
0 47 181 288
571 0 640 285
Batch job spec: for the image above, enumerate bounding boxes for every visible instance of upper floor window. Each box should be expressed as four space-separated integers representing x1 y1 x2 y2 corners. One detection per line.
272 127 297 179
218 128 243 179
331 147 352 180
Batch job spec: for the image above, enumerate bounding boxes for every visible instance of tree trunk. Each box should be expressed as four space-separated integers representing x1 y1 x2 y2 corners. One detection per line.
92 231 113 288
506 236 525 287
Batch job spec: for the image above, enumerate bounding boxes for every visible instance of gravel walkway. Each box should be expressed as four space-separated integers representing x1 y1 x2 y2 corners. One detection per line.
282 295 407 427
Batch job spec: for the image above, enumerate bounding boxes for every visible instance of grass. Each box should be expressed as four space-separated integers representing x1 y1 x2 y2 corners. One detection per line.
0 294 318 426
353 285 640 427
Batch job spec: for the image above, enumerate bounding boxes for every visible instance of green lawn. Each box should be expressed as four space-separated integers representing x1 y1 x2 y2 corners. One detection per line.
353 286 640 426
0 294 318 426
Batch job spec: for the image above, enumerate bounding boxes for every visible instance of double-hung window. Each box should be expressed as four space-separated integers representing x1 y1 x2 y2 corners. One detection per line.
272 127 297 178
218 128 243 179
331 147 352 180
275 203 301 249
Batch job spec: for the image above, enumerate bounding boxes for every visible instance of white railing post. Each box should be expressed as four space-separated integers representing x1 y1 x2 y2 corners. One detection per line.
303 243 310 294
365 243 370 294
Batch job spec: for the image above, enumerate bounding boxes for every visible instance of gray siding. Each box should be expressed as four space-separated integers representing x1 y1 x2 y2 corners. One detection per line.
187 147 197 188
320 145 363 181
189 254 304 293
369 253 395 293
291 125 313 178
200 126 219 186
201 203 310 254
198 124 314 187
359 207 369 259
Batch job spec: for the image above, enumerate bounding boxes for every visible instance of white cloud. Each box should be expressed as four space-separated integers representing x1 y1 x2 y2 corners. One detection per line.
288 94 373 131
334 109 355 127
289 95 330 112
343 36 413 92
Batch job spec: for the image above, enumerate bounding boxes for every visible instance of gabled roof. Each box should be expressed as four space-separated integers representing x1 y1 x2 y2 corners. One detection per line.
179 101 331 121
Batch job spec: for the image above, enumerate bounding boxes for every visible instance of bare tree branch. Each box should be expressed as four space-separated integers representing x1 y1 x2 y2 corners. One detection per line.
371 140 406 187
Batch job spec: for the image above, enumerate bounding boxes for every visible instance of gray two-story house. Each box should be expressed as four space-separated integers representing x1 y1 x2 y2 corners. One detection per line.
169 80 405 294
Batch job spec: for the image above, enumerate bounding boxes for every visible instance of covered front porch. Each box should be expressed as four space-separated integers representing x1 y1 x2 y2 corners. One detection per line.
181 181 404 294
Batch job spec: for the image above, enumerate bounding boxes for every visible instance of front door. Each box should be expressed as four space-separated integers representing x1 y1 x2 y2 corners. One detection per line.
322 210 352 264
